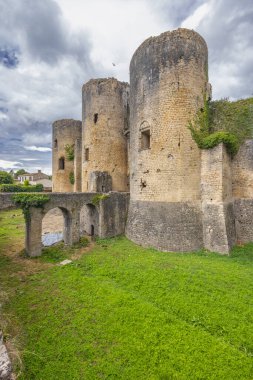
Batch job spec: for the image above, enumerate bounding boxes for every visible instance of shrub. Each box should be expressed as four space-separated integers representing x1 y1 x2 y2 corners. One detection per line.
0 184 44 193
23 179 30 186
0 171 14 184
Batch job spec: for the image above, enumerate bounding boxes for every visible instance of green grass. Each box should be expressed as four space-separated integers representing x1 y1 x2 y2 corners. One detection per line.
0 210 253 379
0 208 24 250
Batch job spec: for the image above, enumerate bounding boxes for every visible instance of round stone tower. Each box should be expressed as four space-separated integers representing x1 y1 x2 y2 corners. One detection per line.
52 119 82 192
126 28 210 251
82 78 129 192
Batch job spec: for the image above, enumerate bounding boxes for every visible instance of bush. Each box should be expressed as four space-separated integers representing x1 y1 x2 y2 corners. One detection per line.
0 184 44 193
23 179 30 186
0 171 14 184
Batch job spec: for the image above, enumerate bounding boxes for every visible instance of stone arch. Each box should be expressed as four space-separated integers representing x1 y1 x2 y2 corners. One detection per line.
25 204 74 257
79 203 99 237
41 207 65 246
43 205 73 246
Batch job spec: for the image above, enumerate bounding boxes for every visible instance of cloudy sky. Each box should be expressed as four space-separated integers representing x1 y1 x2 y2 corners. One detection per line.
0 0 252 174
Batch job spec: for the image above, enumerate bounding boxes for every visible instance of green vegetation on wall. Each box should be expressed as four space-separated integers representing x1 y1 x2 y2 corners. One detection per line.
92 194 110 206
12 193 49 221
189 97 253 156
64 144 75 161
69 171 75 185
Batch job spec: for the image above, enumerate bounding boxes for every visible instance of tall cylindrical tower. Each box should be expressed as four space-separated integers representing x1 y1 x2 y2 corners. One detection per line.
82 78 129 192
52 119 82 192
126 28 209 251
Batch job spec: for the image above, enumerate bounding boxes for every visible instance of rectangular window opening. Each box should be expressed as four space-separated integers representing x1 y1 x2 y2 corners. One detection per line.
59 157 65 170
85 148 89 161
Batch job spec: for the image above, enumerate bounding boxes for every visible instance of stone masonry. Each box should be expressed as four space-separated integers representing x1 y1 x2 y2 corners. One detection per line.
52 119 82 192
0 192 129 257
47 27 253 254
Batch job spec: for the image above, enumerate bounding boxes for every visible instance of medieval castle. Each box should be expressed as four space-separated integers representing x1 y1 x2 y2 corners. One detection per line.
52 28 253 255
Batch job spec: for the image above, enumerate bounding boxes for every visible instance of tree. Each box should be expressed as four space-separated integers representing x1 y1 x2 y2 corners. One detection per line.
0 171 14 184
16 169 27 176
15 169 26 178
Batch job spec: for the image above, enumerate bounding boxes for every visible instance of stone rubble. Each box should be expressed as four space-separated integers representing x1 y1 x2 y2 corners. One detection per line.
0 331 12 380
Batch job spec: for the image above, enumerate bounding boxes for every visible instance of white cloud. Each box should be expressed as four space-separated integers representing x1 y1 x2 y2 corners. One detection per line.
21 158 39 161
0 159 22 169
181 2 211 29
24 146 52 152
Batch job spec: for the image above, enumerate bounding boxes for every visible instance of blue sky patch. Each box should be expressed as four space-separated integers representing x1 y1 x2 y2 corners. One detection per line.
0 47 19 68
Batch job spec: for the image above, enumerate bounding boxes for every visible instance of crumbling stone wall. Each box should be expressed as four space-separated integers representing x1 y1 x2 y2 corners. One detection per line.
232 140 253 198
201 143 235 254
82 78 129 192
52 119 82 192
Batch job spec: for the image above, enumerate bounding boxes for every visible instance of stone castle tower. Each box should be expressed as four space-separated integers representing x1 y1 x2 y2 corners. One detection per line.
52 28 253 255
126 28 210 251
82 78 129 192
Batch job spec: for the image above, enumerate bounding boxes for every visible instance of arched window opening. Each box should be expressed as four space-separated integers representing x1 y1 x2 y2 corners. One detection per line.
54 139 58 148
141 129 151 150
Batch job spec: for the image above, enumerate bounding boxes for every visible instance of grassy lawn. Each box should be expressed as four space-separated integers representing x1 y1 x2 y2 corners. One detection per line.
0 209 253 379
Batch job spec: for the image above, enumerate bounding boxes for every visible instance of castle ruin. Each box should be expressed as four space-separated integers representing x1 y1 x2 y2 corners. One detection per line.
52 28 253 255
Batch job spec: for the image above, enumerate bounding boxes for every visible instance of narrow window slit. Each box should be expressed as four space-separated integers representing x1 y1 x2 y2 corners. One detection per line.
94 113 98 124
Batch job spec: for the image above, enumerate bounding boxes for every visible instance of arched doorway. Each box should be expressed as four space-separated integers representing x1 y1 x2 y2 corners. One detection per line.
80 204 99 237
42 207 72 246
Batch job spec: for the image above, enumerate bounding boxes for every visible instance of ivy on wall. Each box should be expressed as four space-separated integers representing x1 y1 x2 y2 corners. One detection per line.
12 194 49 221
64 144 75 161
69 171 75 185
189 98 253 156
